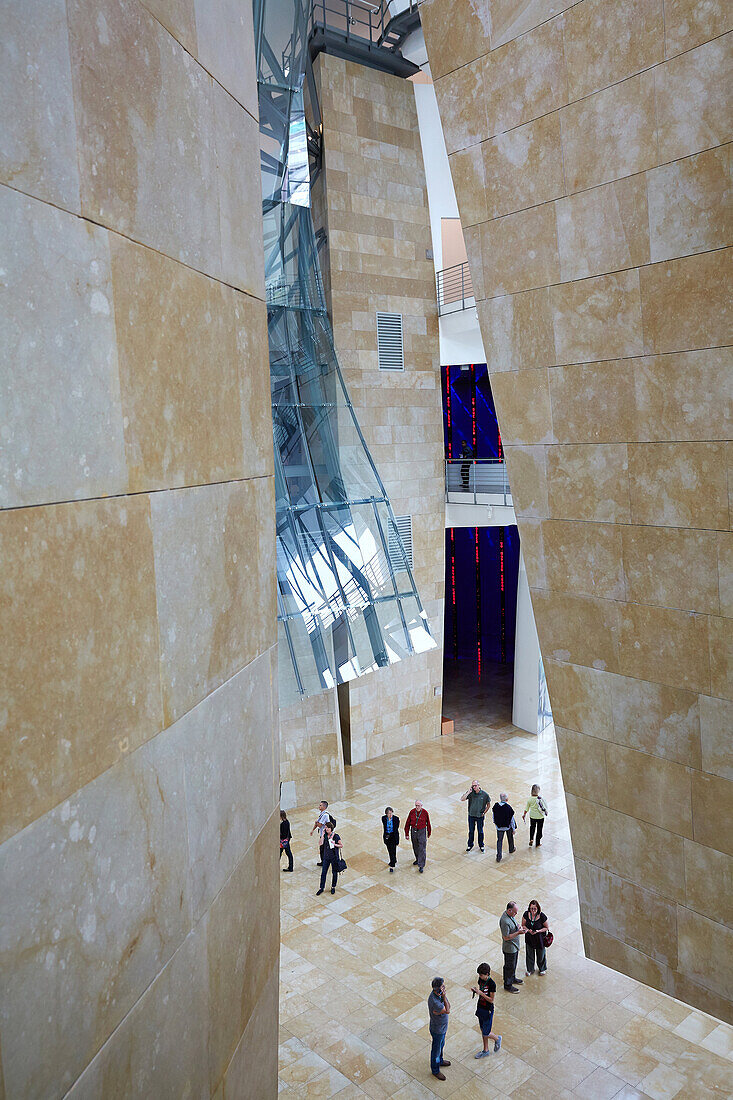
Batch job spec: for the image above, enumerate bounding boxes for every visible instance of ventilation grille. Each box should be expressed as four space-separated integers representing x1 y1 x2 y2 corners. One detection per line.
389 515 413 571
376 312 404 370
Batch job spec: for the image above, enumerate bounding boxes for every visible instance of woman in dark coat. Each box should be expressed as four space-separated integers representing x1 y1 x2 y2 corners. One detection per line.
280 809 293 872
382 806 400 871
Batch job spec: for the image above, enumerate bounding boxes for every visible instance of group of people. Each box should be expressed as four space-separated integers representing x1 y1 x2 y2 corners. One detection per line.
462 780 548 860
428 898 551 1080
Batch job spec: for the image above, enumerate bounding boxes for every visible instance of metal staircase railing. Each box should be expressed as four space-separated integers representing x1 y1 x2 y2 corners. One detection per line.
436 262 474 315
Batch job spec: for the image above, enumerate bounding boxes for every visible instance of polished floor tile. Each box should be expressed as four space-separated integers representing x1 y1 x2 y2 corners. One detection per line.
278 663 733 1098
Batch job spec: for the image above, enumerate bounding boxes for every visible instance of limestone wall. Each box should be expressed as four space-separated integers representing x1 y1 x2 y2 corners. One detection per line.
0 1 279 1095
422 0 732 1020
314 54 446 764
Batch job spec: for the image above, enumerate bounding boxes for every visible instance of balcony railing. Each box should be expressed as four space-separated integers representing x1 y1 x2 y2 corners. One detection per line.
446 459 511 505
436 262 474 315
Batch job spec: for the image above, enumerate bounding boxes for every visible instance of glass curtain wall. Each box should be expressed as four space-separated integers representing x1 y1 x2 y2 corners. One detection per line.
254 0 435 704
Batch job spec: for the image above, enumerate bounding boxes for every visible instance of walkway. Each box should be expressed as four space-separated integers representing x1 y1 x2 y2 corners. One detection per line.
278 667 733 1098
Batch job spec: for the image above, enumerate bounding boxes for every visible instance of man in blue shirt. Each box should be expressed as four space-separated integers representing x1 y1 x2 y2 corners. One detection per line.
427 977 451 1080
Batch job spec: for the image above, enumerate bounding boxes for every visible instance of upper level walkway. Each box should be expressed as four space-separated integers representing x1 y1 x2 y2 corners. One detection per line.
445 458 516 527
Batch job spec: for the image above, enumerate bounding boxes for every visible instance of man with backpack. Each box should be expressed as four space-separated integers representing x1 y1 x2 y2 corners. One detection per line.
310 800 333 865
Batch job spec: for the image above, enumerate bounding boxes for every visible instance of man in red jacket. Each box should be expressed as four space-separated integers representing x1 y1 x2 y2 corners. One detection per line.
405 800 432 872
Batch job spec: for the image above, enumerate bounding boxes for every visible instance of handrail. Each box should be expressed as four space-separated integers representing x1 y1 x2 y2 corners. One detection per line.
436 261 474 315
445 458 511 506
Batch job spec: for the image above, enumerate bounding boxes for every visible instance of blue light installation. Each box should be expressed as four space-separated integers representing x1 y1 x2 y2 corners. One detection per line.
254 0 436 704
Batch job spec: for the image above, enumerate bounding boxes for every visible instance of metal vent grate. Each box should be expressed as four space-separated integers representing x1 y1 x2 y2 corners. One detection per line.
376 311 404 370
388 514 413 571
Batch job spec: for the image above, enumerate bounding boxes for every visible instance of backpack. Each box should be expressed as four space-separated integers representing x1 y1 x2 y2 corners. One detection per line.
328 814 337 828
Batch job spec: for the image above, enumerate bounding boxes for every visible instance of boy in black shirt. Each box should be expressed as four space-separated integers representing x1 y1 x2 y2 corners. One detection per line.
470 962 502 1058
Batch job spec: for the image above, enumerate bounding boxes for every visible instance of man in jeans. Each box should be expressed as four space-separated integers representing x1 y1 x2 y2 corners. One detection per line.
499 901 526 993
427 976 451 1080
405 800 431 872
461 780 491 852
492 792 515 862
309 800 331 865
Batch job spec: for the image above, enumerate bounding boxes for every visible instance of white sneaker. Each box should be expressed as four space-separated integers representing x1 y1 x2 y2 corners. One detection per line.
525 971 533 977
539 970 547 976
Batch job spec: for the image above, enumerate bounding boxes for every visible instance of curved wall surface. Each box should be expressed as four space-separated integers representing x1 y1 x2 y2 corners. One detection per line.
421 0 732 1021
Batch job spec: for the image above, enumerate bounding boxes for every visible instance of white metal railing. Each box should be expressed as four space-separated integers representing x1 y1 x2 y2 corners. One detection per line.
446 458 511 505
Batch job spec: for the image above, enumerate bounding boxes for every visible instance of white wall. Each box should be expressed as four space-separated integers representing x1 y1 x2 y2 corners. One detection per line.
413 82 458 273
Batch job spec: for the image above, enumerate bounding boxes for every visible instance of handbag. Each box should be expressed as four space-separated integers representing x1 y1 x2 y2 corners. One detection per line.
543 930 554 948
337 857 348 873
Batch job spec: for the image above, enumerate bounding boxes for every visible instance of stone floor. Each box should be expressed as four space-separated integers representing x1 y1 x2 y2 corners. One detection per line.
278 662 733 1099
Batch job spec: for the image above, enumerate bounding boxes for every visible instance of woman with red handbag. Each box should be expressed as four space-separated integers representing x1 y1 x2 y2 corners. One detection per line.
522 899 550 976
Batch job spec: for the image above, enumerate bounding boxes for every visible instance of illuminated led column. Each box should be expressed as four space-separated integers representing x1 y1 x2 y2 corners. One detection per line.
512 551 541 734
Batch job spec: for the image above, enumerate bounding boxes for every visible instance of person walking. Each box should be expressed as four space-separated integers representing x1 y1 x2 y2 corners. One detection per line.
492 793 516 862
499 901 525 993
382 806 400 871
470 962 502 1058
522 899 550 976
405 800 431 873
459 441 472 491
427 977 451 1080
522 784 548 847
309 800 331 865
280 809 293 872
461 780 490 852
316 822 343 896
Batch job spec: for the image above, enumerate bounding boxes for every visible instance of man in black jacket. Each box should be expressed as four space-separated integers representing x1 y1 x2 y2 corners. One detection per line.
492 793 515 862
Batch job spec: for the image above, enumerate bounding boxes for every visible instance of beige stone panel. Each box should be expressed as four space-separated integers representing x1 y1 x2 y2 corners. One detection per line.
560 70 658 192
173 652 276 922
419 0 491 80
193 0 258 116
477 287 556 371
151 478 276 726
543 659 613 738
0 186 127 509
555 174 650 282
0 0 80 209
678 906 733 1000
610 674 701 767
481 203 560 297
640 247 732 355
691 770 733 853
449 145 487 227
683 839 733 926
490 0 579 49
709 615 733 701
551 269 644 365
547 443 631 523
483 113 565 220
542 519 625 600
503 445 549 518
618 602 711 693
668 970 733 1024
699 695 733 780
483 19 568 137
555 727 608 803
434 59 487 154
0 497 162 844
720 533 733 619
463 224 485 300
220 960 279 1100
647 147 732 264
517 518 546 589
633 347 733 442
549 360 636 445
207 811 280 1092
628 441 729 529
566 793 685 900
605 741 693 838
490 369 555 445
531 590 620 672
141 0 197 52
581 925 668 994
655 35 732 161
576 860 678 966
213 80 265 296
64 923 209 1099
0 732 191 1099
622 525 720 614
563 0 664 100
67 0 220 276
110 237 244 491
663 0 733 56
